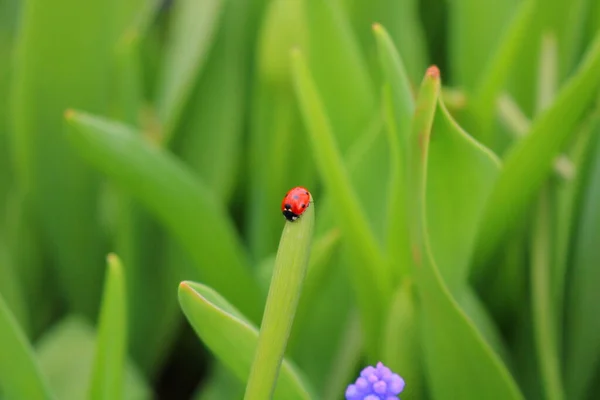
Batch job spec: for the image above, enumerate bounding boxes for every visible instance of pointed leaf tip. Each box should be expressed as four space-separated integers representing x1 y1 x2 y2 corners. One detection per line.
372 22 382 32
426 65 440 79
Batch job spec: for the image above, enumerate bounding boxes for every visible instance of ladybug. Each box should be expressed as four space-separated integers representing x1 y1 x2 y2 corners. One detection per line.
281 187 311 222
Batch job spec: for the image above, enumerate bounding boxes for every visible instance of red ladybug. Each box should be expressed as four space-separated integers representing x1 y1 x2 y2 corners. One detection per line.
281 187 311 222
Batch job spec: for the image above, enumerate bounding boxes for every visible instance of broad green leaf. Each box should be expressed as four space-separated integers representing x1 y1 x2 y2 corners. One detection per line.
36 318 150 400
382 281 423 400
473 32 600 273
410 67 523 399
565 131 600 399
65 111 263 323
0 293 53 400
10 0 118 316
88 254 127 400
291 48 391 356
157 0 224 143
373 23 414 282
427 94 501 290
245 193 314 400
178 282 313 400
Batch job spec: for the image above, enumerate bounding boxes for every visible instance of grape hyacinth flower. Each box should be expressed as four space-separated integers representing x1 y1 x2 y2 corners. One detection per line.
345 362 405 400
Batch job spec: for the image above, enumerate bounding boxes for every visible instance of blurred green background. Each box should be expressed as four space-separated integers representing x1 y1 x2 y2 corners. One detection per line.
1 0 600 398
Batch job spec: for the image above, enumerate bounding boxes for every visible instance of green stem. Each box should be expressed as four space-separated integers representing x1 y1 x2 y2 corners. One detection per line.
244 197 315 400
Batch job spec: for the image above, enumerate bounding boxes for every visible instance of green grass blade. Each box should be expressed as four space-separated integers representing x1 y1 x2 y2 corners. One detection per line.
530 191 564 400
65 110 263 323
382 281 423 400
10 0 117 317
36 317 151 400
305 0 376 151
373 23 414 282
291 48 391 356
244 192 314 400
410 67 523 399
470 0 537 139
88 254 127 400
564 134 600 399
473 31 600 273
178 282 313 400
0 293 54 399
157 0 224 144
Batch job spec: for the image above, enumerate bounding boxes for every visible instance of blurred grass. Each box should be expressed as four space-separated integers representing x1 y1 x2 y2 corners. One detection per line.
1 0 600 398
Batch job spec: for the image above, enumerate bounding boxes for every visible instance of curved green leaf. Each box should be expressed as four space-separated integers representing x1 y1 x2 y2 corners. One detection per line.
178 282 313 400
88 254 127 400
427 97 501 291
0 293 53 400
291 48 391 356
373 23 414 282
410 67 523 399
473 31 600 273
65 110 263 323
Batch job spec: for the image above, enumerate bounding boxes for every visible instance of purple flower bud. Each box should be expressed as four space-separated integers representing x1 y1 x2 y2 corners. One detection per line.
345 362 405 400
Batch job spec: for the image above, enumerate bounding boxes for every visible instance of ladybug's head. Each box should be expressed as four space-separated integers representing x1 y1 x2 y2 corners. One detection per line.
282 204 299 221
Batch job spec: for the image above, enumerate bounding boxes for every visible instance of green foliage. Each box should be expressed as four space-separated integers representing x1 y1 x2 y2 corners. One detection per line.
1 0 599 398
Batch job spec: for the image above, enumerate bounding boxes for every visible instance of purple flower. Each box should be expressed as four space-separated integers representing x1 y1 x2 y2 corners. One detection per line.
345 362 405 400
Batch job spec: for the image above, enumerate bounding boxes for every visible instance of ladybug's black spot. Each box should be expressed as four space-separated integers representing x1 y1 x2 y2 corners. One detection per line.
301 204 306 208
284 203 292 210
283 209 298 221
305 191 309 195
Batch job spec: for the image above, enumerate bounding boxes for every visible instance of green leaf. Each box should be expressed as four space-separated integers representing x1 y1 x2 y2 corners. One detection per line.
244 192 314 400
373 23 414 282
382 281 423 400
448 0 521 91
346 0 427 84
178 282 313 400
65 110 263 323
173 7 246 203
0 293 54 400
291 48 391 356
473 31 600 273
305 0 376 151
469 0 537 140
158 0 225 144
36 318 150 400
427 94 501 290
88 254 127 400
530 191 564 400
565 132 600 399
247 0 313 261
410 67 523 399
10 0 117 316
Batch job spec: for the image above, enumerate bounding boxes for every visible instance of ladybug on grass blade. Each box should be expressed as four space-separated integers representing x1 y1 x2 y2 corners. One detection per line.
281 187 311 222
